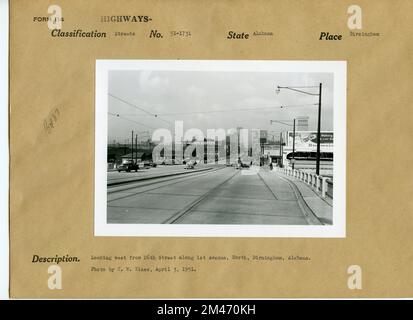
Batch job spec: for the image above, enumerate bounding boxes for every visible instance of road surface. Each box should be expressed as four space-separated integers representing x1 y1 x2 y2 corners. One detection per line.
107 165 322 225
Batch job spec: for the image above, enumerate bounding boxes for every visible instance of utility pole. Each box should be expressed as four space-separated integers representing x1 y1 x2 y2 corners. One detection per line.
131 130 134 164
292 119 296 170
279 132 283 167
276 84 323 175
135 133 138 164
316 83 322 175
237 127 241 162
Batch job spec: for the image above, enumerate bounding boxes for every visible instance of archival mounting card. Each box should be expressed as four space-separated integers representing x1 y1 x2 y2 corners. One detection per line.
7 0 413 298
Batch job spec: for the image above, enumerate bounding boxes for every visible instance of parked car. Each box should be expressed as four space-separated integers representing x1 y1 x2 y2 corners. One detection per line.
241 162 251 168
117 161 139 172
185 160 197 169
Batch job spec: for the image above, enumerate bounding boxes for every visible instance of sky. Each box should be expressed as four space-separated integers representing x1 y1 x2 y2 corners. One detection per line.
107 70 334 144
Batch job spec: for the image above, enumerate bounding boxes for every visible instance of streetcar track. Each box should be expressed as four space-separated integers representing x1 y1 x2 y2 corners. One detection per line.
147 193 295 202
163 170 241 224
107 167 215 188
178 209 307 220
107 167 221 194
107 167 212 184
256 170 279 200
107 166 227 203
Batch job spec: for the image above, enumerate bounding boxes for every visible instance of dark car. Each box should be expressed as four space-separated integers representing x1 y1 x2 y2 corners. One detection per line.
242 162 251 168
185 160 197 169
117 161 139 172
236 161 250 169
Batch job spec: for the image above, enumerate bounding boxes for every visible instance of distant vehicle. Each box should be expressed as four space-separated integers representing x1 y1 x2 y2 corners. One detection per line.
241 162 251 168
185 160 197 169
117 161 139 172
235 161 250 169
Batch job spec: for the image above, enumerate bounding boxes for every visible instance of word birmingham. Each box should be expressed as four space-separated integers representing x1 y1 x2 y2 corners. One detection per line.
151 121 262 163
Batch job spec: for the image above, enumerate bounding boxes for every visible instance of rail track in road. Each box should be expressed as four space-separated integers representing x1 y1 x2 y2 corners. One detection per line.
256 171 279 200
162 168 323 225
162 170 240 224
107 166 216 186
108 166 324 225
107 165 228 203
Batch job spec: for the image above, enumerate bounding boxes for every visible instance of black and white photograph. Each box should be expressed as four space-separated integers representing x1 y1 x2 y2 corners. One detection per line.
95 60 346 237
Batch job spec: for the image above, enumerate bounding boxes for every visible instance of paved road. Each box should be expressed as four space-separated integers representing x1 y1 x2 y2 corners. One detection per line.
107 166 319 225
107 163 217 185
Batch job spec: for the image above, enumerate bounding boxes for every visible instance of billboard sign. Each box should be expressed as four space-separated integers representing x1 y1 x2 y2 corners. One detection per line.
262 144 280 156
286 131 333 151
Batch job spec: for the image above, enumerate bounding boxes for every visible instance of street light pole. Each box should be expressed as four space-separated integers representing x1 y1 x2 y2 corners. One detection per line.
276 84 322 175
131 130 134 164
135 133 138 164
292 118 296 170
316 83 322 175
279 132 283 167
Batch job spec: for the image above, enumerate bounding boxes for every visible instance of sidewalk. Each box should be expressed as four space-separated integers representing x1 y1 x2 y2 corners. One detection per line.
274 170 333 225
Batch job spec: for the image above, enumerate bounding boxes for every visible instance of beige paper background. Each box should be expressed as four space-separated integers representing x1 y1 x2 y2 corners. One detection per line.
9 0 413 298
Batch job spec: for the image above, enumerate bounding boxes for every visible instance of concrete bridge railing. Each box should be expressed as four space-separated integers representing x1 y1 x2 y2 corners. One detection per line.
277 167 332 199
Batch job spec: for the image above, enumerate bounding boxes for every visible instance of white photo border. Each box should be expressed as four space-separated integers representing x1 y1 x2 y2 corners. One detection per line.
95 60 346 238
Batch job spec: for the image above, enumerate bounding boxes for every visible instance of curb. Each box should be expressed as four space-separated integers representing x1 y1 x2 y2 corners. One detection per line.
275 172 324 225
